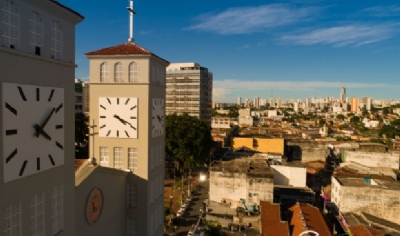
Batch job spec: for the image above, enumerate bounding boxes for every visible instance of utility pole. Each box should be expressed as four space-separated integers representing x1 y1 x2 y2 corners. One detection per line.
88 119 98 164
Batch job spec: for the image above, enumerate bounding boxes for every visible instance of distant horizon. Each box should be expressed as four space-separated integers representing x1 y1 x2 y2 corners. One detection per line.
69 0 400 104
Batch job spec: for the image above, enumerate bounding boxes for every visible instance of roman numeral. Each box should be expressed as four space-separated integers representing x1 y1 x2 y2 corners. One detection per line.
117 98 119 105
116 130 119 137
48 89 55 101
100 105 106 110
56 125 63 129
55 141 63 150
6 149 17 163
106 130 111 136
17 86 27 101
100 116 106 119
37 157 40 171
36 88 40 101
5 103 17 115
5 129 17 136
56 103 63 113
48 155 55 166
19 160 28 176
130 105 137 110
107 98 111 104
125 98 130 105
125 130 130 137
100 125 106 129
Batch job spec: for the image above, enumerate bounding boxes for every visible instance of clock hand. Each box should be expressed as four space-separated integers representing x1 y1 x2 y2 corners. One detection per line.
35 108 55 138
114 115 136 130
157 115 163 123
34 124 51 140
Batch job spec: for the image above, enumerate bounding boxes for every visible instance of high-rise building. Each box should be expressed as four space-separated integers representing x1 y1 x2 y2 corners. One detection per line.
340 87 346 102
237 97 242 105
254 96 260 108
276 98 282 108
166 62 212 122
269 97 275 107
75 78 88 113
362 96 372 111
351 97 360 112
0 0 83 235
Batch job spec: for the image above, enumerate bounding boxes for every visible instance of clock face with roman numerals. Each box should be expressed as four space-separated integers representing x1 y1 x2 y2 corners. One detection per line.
152 98 164 137
99 97 138 138
2 83 64 183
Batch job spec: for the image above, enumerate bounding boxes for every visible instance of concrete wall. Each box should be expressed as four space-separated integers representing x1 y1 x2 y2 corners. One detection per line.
271 165 306 187
233 137 284 155
333 184 400 225
285 140 328 162
209 171 273 206
343 150 399 169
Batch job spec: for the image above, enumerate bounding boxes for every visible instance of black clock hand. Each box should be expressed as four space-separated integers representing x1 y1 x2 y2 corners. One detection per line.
114 114 136 130
34 124 51 140
35 108 55 138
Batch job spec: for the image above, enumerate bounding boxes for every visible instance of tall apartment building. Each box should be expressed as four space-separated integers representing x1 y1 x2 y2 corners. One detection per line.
237 96 242 105
362 96 372 111
74 78 88 113
351 97 360 112
254 96 260 108
0 1 83 235
340 87 346 102
166 62 212 122
270 97 275 107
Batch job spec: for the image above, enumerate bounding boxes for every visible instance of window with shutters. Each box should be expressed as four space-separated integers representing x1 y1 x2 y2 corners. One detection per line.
29 12 42 55
129 62 138 82
30 193 44 236
128 148 138 174
51 185 63 235
114 147 123 169
1 0 19 49
100 63 109 82
3 202 21 236
51 21 62 59
114 62 123 82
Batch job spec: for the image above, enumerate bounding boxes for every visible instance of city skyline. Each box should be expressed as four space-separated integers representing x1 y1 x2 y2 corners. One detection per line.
69 0 400 102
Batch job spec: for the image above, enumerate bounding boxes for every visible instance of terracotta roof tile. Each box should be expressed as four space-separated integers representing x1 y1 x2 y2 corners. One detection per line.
348 225 384 236
260 201 289 236
85 42 169 63
75 159 86 172
288 203 332 236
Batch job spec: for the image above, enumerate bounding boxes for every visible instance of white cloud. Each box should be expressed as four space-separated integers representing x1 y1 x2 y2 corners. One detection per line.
362 6 400 17
213 88 232 101
187 4 319 35
238 44 250 50
280 23 397 47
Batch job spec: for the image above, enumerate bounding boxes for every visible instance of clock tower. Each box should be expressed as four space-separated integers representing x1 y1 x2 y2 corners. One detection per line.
85 41 169 236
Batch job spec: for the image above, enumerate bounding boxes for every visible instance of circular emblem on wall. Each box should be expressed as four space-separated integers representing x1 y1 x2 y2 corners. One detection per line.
85 187 104 224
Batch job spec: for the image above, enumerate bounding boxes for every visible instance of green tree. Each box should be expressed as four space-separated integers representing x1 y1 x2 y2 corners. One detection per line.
205 221 224 236
350 116 360 123
362 110 370 117
75 112 88 158
336 114 345 120
166 113 213 173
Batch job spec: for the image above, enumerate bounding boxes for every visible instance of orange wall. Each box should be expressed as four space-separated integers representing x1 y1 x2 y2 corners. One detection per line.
232 137 284 155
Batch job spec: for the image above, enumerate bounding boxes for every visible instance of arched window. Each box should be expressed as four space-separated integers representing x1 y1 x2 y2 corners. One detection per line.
29 11 43 55
51 21 62 59
100 63 109 82
114 62 123 82
1 0 19 49
129 62 138 82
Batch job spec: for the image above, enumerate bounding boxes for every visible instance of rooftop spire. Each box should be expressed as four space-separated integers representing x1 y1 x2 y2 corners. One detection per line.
126 0 136 42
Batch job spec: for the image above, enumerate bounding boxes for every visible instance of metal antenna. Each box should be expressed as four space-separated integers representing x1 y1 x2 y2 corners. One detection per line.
127 0 136 42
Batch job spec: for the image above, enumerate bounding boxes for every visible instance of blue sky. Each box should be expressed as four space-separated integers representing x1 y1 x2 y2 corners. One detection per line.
67 0 400 103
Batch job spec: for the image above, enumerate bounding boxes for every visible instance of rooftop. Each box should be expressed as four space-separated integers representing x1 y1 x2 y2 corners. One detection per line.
260 201 289 236
335 176 400 190
85 42 169 63
288 202 332 236
348 225 384 236
210 159 273 176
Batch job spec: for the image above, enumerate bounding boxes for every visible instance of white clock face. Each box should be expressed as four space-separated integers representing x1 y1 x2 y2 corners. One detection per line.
152 98 164 137
2 83 64 183
99 97 138 138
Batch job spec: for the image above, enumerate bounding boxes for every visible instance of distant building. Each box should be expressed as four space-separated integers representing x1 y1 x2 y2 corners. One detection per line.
75 79 87 113
362 96 372 111
211 117 231 129
341 149 399 169
351 97 359 112
232 137 284 155
237 96 241 105
270 97 275 107
254 96 260 108
276 98 282 108
340 87 346 102
239 108 251 116
166 62 213 122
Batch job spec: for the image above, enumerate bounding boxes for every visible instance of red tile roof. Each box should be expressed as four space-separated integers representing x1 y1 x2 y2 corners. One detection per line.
288 203 332 236
348 225 384 236
75 159 86 172
260 201 289 236
85 42 169 63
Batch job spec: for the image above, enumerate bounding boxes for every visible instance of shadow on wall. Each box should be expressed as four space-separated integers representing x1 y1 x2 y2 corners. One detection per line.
285 145 302 161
